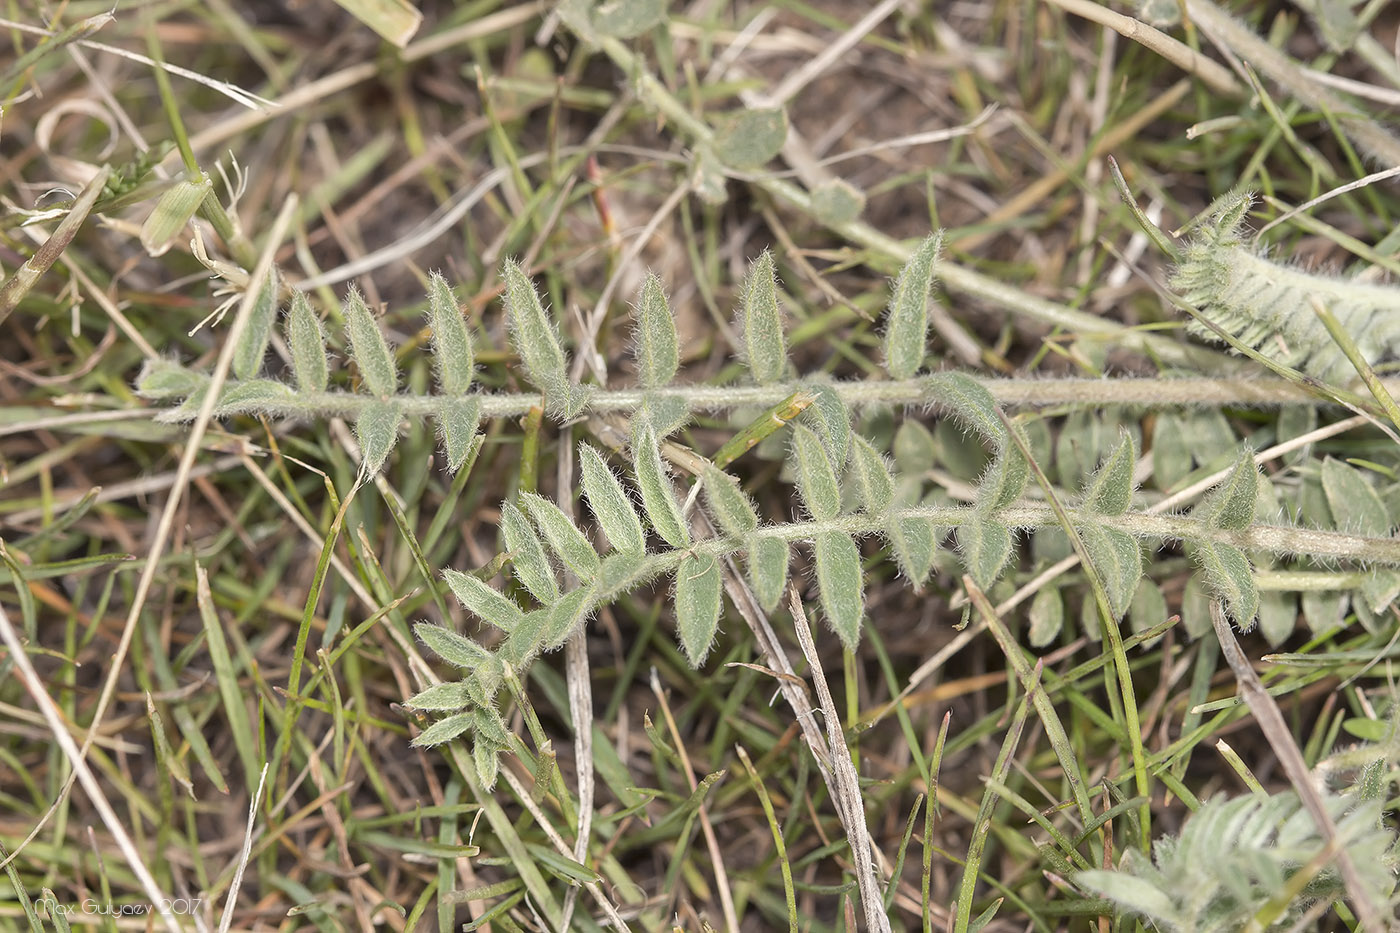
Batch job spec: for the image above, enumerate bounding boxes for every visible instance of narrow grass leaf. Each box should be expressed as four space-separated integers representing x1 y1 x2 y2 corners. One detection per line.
355 398 402 476
675 553 723 665
287 290 328 392
889 516 937 589
520 492 601 581
502 259 570 408
233 266 278 380
344 287 397 398
140 171 210 257
438 397 481 473
428 271 474 395
848 436 895 513
411 712 474 747
1194 449 1258 530
1080 524 1142 619
801 383 850 467
1189 540 1259 629
635 272 679 388
814 531 864 651
1028 587 1065 647
956 517 1013 589
883 232 942 379
748 534 790 613
194 565 257 784
579 444 646 555
1083 431 1137 515
1321 457 1391 536
501 501 560 603
442 570 524 633
415 621 495 668
739 250 787 385
700 465 758 538
713 107 788 169
791 423 841 520
405 682 474 711
633 420 690 548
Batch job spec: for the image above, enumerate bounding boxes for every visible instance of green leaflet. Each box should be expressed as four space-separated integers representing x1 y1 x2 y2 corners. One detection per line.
356 398 402 476
442 570 523 633
344 287 398 398
520 492 601 581
882 232 942 380
233 266 278 381
1082 431 1137 516
748 534 790 613
410 711 474 748
813 531 864 651
800 383 850 467
438 397 480 473
713 107 787 170
790 423 841 521
635 272 679 389
700 466 758 538
428 271 474 395
1194 450 1258 530
404 682 474 711
957 516 1013 590
579 444 647 556
473 738 501 790
640 392 690 437
136 359 207 399
501 259 577 415
414 621 495 669
1321 457 1391 536
925 372 1005 447
847 436 895 513
975 447 1028 513
893 420 937 474
1079 524 1142 619
501 501 560 603
287 290 328 393
889 516 937 590
1189 539 1259 629
809 178 865 224
675 553 723 665
633 420 690 549
1028 587 1065 648
544 586 594 650
739 250 787 385
214 379 294 416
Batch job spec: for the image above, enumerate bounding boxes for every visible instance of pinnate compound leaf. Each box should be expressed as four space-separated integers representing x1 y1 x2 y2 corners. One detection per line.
1079 524 1142 619
579 444 646 556
748 534 790 613
847 436 895 513
635 272 679 389
1322 457 1391 536
520 492 601 581
633 420 690 549
442 570 523 633
675 553 723 665
415 621 493 668
287 291 328 392
801 383 850 467
883 232 942 379
1028 587 1065 647
404 682 473 711
411 711 473 748
925 372 1005 447
713 107 787 169
889 516 937 589
814 531 864 651
1194 450 1258 530
701 466 758 538
502 259 571 411
344 287 398 398
739 250 787 385
438 398 480 473
791 423 841 520
234 267 278 381
1083 431 1137 515
428 271 474 395
502 501 560 603
1189 540 1258 629
356 398 402 476
957 517 1013 589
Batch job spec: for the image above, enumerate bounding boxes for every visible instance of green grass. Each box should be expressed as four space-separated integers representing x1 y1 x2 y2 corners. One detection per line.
4 1 1400 930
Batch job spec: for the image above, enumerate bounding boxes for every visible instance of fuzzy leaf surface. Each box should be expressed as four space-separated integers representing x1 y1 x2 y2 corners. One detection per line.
520 492 601 581
501 501 560 603
428 271 474 395
748 534 790 613
1322 457 1391 537
442 570 523 633
883 232 941 379
234 268 278 381
1083 431 1137 515
344 287 398 398
713 107 787 169
502 259 571 411
579 444 646 556
801 383 850 467
356 399 402 476
889 516 937 589
791 423 841 520
847 436 895 513
813 531 864 651
957 517 1013 590
739 250 787 385
1189 540 1258 629
925 372 1006 447
675 553 723 665
633 420 690 548
1194 450 1258 530
438 398 480 473
701 466 758 538
635 272 679 389
1080 524 1142 619
415 621 493 669
287 291 328 392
